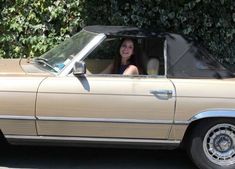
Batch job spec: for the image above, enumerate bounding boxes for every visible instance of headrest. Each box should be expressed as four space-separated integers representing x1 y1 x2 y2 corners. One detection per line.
147 58 159 75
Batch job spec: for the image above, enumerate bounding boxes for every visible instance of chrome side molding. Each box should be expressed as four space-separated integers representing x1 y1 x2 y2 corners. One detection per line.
37 116 173 124
189 109 235 122
0 115 35 120
0 115 189 125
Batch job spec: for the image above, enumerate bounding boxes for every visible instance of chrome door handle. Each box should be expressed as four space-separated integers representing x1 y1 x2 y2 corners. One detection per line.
150 90 173 99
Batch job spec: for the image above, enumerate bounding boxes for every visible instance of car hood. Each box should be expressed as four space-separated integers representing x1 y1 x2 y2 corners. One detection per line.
0 59 51 76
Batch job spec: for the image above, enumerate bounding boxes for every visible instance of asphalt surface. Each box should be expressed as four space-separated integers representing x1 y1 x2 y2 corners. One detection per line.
0 144 198 169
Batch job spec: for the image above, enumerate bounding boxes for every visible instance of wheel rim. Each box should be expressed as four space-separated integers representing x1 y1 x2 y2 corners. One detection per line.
203 123 235 166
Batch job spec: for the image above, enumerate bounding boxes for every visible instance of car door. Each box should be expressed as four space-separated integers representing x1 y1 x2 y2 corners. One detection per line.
0 76 46 136
36 74 175 139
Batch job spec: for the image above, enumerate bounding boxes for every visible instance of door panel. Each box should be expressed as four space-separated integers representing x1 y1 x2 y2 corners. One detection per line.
36 75 175 139
0 77 45 135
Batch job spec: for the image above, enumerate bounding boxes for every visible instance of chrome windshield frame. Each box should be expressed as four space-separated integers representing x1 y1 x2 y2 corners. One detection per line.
58 33 106 76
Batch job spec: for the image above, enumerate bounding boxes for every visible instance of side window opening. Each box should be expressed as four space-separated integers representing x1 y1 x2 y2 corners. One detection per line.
83 37 165 77
83 38 119 74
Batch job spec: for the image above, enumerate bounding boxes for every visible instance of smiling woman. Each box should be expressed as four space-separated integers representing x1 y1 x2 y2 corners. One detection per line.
112 38 140 75
97 38 141 75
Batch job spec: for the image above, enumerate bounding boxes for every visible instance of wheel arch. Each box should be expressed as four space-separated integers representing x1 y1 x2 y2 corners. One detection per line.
180 109 235 148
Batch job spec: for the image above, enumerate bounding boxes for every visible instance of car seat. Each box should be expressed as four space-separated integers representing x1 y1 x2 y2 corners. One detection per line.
147 58 159 75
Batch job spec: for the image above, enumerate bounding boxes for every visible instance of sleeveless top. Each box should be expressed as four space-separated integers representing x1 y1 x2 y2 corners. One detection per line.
117 64 130 74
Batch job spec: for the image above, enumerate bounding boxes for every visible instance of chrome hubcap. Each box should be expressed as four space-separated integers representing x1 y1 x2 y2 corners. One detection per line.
214 134 232 152
203 123 235 166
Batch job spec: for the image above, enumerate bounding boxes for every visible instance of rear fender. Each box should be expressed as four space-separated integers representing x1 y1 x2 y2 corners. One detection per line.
189 109 235 122
180 109 235 148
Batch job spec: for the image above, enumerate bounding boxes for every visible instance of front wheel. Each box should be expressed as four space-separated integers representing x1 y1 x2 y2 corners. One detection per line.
188 118 235 169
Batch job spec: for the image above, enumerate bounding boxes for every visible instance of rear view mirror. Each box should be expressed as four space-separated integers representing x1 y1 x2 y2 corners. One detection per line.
73 61 86 76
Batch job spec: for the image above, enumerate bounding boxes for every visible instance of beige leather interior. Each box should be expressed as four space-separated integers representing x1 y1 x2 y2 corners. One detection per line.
147 58 159 75
85 59 112 74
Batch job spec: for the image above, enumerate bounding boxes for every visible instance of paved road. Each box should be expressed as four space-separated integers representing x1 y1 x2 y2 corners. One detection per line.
0 145 198 169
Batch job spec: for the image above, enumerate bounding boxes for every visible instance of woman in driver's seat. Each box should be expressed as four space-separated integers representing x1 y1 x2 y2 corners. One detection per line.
102 38 143 75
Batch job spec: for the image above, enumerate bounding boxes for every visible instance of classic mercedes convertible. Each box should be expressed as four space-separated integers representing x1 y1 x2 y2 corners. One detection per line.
0 26 235 169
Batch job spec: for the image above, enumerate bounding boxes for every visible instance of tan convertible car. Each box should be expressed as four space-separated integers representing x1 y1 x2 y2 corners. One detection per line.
1 26 235 169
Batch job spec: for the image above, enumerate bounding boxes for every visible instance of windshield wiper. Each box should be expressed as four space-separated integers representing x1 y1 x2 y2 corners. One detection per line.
34 57 58 73
35 57 48 62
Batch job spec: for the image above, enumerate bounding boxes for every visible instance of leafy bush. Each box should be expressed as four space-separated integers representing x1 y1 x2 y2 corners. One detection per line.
83 0 235 66
1 0 234 67
0 0 84 58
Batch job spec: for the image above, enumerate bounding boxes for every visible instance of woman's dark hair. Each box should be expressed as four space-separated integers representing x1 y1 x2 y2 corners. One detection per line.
112 38 144 74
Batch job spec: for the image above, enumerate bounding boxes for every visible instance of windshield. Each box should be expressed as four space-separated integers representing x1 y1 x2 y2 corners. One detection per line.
35 30 98 73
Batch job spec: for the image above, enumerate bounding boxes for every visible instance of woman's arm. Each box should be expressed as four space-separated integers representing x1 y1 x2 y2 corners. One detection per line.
123 65 139 75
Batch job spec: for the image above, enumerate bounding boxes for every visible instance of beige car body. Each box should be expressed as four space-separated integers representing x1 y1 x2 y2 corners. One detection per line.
1 58 235 147
2 26 235 169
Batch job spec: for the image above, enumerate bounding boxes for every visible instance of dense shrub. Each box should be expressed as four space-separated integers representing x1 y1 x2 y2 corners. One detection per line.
1 0 234 67
83 0 235 66
0 0 85 58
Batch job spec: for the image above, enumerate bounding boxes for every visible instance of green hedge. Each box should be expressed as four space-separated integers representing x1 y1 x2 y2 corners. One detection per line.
1 0 235 66
0 0 85 58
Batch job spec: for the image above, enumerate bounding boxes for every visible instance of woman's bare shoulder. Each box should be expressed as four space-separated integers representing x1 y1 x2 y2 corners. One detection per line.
123 65 139 75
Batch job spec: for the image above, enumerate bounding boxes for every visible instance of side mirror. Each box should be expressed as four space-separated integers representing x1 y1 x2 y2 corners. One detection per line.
73 61 86 76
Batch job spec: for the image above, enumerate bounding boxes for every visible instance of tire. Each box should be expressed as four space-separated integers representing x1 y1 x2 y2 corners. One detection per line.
188 118 235 169
0 130 9 148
